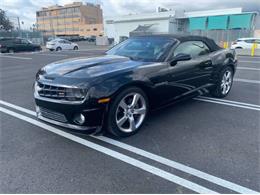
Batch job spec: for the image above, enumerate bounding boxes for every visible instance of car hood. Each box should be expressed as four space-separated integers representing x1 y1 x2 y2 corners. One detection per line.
39 55 151 80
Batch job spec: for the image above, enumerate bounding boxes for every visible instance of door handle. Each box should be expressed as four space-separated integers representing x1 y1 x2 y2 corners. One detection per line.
199 60 212 68
204 60 212 65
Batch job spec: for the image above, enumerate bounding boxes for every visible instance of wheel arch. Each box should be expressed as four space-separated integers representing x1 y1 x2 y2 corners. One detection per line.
111 81 153 105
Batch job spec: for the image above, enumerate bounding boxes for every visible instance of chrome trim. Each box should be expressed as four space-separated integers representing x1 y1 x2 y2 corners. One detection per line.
34 81 87 104
36 81 79 89
38 106 67 123
37 113 96 131
34 94 86 104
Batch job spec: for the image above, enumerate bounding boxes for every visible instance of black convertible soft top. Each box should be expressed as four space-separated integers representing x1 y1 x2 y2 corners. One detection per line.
134 34 222 52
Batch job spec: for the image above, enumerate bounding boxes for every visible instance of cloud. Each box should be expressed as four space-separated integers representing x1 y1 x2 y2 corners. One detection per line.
1 0 260 29
104 0 260 15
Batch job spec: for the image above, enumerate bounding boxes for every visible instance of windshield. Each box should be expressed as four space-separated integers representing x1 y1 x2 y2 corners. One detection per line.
107 37 175 62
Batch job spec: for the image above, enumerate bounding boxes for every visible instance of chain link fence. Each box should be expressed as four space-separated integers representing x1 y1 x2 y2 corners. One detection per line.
0 30 44 45
189 29 254 47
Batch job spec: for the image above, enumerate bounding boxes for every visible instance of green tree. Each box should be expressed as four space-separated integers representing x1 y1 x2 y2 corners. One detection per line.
0 9 14 31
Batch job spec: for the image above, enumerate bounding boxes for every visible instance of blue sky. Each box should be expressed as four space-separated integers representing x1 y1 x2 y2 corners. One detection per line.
1 0 260 29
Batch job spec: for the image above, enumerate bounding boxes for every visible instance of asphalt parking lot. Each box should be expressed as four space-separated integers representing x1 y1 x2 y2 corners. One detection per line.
0 49 259 193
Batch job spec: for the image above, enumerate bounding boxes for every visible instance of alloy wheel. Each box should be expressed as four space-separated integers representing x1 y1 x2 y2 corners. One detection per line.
221 70 233 95
115 92 147 133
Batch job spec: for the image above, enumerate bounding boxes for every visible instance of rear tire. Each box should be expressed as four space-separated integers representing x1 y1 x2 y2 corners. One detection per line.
107 87 148 137
8 48 15 53
73 46 78 50
34 47 41 52
56 47 62 51
211 66 234 98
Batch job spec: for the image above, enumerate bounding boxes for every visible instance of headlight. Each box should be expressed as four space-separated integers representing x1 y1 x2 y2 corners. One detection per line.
74 89 85 99
66 88 86 100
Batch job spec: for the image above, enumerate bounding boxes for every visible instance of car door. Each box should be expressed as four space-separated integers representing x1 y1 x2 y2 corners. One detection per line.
243 39 254 49
58 40 65 50
166 41 213 100
20 39 31 51
63 40 73 50
13 39 25 52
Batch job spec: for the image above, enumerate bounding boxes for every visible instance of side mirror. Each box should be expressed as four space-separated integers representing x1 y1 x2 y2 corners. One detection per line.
170 53 191 66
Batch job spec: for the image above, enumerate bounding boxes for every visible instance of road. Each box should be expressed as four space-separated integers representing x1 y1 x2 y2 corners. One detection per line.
0 50 259 193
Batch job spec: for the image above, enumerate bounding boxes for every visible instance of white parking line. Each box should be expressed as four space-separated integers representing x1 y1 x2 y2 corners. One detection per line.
237 67 260 71
0 106 218 194
234 78 260 84
239 60 260 64
75 48 107 51
197 96 260 108
238 55 260 58
94 136 259 194
194 98 260 111
0 99 259 194
0 100 36 115
0 55 32 60
36 53 68 57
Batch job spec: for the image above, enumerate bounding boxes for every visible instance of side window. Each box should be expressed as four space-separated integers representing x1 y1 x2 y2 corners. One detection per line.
14 39 21 44
174 41 210 58
21 39 29 44
244 39 254 43
64 40 71 44
254 39 260 44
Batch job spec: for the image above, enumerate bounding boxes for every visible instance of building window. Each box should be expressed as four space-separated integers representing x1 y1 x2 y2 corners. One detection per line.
74 7 80 13
93 28 97 31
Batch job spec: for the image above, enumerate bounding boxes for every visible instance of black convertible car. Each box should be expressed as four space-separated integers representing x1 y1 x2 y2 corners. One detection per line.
34 35 237 137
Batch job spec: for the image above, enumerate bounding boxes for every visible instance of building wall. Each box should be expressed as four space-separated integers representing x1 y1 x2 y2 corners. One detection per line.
105 8 259 45
36 2 103 37
105 19 169 43
104 11 175 44
80 23 103 37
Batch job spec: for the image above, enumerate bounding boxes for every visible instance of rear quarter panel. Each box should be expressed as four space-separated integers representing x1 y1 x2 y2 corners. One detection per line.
210 48 237 83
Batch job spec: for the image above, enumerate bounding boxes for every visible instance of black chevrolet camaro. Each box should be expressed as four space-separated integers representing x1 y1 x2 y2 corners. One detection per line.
34 35 237 137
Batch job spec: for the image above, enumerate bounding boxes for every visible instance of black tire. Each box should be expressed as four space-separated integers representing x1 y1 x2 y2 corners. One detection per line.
107 87 149 137
56 47 62 51
211 66 234 98
73 46 78 50
34 47 41 52
49 49 54 51
8 48 15 53
235 47 243 49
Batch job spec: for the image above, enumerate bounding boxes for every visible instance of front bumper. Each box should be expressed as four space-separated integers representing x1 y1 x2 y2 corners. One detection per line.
0 47 8 53
35 98 107 134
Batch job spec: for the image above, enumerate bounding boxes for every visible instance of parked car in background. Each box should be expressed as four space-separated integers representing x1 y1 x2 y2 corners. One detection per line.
34 35 237 137
46 39 79 51
0 37 41 53
68 36 85 42
85 36 96 43
231 38 260 49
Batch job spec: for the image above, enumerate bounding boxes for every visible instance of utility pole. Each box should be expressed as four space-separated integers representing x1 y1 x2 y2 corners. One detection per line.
17 17 21 31
17 17 21 37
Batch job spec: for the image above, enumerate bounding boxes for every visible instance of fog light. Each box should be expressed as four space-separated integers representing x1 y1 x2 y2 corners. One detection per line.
73 113 85 125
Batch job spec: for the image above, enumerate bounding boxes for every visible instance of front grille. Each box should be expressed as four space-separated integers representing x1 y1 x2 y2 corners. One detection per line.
37 82 85 102
39 107 67 123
